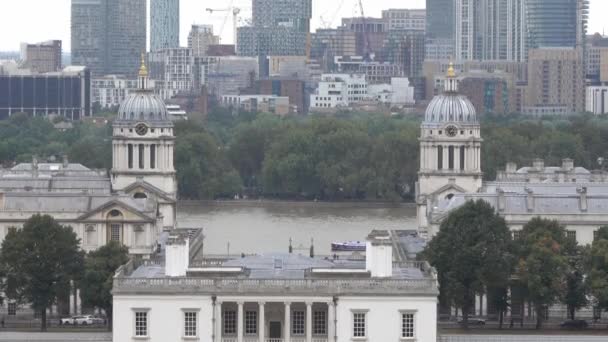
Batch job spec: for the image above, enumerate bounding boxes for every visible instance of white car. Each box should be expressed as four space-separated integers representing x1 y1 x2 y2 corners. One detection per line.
74 315 96 325
60 316 75 325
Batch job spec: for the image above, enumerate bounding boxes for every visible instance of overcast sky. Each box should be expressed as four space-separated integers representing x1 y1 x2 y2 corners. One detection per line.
0 0 606 51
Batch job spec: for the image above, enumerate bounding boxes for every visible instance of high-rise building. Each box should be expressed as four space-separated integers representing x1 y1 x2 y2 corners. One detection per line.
71 0 146 76
71 0 105 75
151 0 180 52
20 40 62 73
148 48 194 100
341 17 388 58
188 25 220 57
237 0 312 57
526 0 588 49
426 0 454 40
454 0 527 62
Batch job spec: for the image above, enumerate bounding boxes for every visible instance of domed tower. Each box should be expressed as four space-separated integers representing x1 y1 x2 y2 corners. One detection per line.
111 55 177 202
417 63 483 234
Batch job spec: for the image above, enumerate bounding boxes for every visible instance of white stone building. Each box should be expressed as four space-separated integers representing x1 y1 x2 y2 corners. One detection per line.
416 65 608 244
112 230 439 342
309 74 368 110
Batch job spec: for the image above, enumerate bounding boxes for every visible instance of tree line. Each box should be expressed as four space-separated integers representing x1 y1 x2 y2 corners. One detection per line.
2 111 608 200
424 200 608 329
0 215 128 331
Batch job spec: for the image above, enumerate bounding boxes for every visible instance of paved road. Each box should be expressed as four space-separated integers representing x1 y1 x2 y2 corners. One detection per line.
439 335 608 342
0 332 111 342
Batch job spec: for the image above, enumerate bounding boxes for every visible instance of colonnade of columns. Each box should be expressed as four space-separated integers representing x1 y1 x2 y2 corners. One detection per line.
419 142 481 172
214 300 336 342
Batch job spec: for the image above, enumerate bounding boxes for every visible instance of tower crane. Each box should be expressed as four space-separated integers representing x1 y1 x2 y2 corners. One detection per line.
206 7 241 46
357 0 372 60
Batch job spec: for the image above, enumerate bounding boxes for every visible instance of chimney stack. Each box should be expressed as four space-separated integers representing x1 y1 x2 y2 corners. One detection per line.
365 230 393 278
165 235 189 277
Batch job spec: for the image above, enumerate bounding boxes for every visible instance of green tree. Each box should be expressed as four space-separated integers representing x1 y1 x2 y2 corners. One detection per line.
424 200 514 329
589 226 608 313
0 215 84 331
80 241 129 331
517 218 570 328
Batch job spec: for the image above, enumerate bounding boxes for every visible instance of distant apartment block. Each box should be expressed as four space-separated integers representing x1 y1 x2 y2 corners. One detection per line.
381 9 426 31
525 48 585 114
221 95 291 115
202 57 259 98
148 48 194 100
310 28 357 67
188 25 220 57
0 62 91 120
341 17 388 57
20 40 62 73
92 75 156 109
151 0 180 52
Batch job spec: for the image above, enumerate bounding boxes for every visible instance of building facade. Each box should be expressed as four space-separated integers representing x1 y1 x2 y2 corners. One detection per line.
20 40 62 73
586 85 608 114
188 25 221 57
381 9 426 32
151 0 180 52
526 0 588 49
237 0 312 57
525 48 585 114
148 48 194 100
0 63 91 120
92 75 157 109
310 74 368 111
113 230 439 342
71 0 146 76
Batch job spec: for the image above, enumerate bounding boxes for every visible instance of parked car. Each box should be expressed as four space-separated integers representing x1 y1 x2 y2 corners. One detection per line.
74 315 96 325
560 319 588 329
457 317 486 325
60 316 75 325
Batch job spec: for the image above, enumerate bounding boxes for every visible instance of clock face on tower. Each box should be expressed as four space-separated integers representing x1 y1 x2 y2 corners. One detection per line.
135 123 148 136
446 125 458 137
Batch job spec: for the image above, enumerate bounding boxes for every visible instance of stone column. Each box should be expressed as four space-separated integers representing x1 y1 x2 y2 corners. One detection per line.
258 302 265 342
238 301 244 342
328 302 336 342
144 144 150 170
216 301 223 342
284 302 291 342
306 302 313 342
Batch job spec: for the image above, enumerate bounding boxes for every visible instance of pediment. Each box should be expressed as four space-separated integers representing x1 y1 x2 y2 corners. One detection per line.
77 199 155 222
122 181 175 203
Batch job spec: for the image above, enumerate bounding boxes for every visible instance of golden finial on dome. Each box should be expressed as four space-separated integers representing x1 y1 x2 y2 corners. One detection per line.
447 61 456 78
138 52 148 77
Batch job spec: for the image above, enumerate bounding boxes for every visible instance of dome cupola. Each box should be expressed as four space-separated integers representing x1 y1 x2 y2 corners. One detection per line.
423 62 477 125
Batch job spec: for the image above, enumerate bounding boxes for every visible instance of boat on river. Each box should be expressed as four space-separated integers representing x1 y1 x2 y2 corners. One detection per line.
331 241 366 252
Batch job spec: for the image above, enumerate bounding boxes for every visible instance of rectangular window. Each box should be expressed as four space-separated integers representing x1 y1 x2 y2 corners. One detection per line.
437 146 443 170
352 312 366 338
224 310 236 334
245 310 257 335
135 311 148 337
460 146 466 170
8 302 17 316
448 146 455 170
566 230 577 241
110 224 121 242
183 311 197 337
292 310 305 335
128 144 133 169
139 144 145 169
150 144 156 169
313 310 327 335
401 312 415 338
512 231 521 240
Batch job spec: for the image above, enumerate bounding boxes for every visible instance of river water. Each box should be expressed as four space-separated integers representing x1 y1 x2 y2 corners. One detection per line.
178 201 417 256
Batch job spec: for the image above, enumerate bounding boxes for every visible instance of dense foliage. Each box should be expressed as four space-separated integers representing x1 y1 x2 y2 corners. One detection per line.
0 215 84 331
424 200 515 329
2 111 608 200
80 241 130 331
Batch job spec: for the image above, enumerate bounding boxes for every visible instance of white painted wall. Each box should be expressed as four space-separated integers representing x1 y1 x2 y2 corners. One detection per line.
113 295 214 342
336 296 437 342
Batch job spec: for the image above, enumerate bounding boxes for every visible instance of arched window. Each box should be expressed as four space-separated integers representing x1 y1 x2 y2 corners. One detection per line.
437 146 443 170
134 192 148 199
446 193 455 200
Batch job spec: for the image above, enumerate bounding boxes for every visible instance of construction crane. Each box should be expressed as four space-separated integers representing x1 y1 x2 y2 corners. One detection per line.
357 0 372 60
206 7 241 45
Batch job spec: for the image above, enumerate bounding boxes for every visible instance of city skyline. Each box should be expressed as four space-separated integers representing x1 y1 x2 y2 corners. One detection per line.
0 0 606 51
